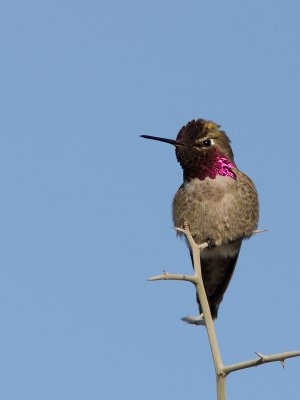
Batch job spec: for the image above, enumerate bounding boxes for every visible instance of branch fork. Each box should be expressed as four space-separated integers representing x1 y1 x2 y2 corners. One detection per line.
148 226 300 400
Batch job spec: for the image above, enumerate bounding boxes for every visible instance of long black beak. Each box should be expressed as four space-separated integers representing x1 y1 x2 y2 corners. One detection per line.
140 135 184 146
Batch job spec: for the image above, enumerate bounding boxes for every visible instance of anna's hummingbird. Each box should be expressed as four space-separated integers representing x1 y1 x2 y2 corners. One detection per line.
141 119 259 324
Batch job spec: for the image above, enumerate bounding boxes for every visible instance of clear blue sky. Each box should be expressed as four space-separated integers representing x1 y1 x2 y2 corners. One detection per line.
0 1 299 399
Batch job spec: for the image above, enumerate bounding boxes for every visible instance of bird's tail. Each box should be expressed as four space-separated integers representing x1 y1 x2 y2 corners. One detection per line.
196 294 219 319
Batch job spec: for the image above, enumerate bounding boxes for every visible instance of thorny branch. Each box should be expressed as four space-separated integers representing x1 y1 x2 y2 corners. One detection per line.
148 227 300 400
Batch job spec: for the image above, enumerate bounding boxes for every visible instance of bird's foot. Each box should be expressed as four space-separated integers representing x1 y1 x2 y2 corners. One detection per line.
206 238 216 250
183 219 191 232
181 313 206 326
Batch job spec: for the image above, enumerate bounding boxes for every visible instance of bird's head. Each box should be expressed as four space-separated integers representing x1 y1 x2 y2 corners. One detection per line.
141 119 236 181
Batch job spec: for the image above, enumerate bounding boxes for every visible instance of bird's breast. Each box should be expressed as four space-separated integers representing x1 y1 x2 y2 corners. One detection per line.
172 175 241 245
183 175 236 201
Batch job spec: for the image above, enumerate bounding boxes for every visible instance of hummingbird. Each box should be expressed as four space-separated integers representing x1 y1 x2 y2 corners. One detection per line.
141 119 259 324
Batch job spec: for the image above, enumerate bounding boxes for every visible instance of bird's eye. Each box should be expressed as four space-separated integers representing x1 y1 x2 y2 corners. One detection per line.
194 138 214 148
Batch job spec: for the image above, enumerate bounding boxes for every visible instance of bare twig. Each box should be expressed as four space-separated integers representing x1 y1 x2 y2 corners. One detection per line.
224 350 300 375
148 227 300 399
148 272 197 283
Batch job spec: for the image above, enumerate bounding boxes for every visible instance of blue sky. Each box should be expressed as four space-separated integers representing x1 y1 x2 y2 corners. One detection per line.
0 1 299 399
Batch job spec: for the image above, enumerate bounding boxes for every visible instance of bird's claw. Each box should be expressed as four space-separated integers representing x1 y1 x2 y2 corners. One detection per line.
183 220 190 231
206 238 216 250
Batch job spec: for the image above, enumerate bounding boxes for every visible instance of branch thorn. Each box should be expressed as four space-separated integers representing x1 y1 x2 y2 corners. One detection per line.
254 351 265 360
253 229 268 234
